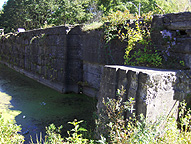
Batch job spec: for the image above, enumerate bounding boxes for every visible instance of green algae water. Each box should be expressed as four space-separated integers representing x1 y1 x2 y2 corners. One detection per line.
0 64 96 143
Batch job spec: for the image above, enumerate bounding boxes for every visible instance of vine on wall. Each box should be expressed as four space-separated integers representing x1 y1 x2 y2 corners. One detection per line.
102 10 134 64
102 11 162 68
102 10 186 69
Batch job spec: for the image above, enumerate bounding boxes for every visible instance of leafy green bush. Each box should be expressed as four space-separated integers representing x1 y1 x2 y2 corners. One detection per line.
96 88 191 144
96 87 162 143
156 0 191 14
123 12 162 67
1 90 190 144
0 112 24 144
102 10 162 68
30 119 94 144
158 101 191 143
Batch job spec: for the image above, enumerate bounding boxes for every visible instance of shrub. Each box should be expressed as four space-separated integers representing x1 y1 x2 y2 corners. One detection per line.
0 112 24 143
158 101 191 143
102 10 162 68
96 87 163 143
2 88 189 144
96 88 191 144
30 119 95 144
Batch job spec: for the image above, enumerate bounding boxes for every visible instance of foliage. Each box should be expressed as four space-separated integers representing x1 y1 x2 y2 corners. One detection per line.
82 22 103 31
0 112 24 144
100 1 191 68
178 101 191 133
102 10 135 43
0 0 57 32
102 10 187 69
158 100 191 143
101 10 134 64
96 87 133 143
0 0 96 33
156 0 191 14
98 0 191 16
48 0 94 26
30 124 64 144
96 87 161 143
65 119 94 144
96 88 191 144
97 0 158 16
102 10 162 67
1 0 191 33
30 119 94 144
123 12 162 67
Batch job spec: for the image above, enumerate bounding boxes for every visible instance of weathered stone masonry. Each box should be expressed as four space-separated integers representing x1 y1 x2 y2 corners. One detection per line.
98 65 191 121
98 12 191 120
0 25 126 98
0 12 191 121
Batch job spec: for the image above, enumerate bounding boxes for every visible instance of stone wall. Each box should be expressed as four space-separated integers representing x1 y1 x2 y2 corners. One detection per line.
152 12 191 70
97 12 191 120
0 25 126 97
0 12 191 121
97 65 191 121
0 26 68 92
81 29 126 97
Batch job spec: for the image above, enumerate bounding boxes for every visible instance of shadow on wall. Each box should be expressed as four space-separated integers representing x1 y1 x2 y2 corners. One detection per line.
0 25 126 98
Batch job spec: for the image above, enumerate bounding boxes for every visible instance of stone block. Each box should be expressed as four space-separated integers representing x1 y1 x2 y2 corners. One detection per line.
97 65 191 121
44 25 67 35
83 62 104 90
67 35 82 47
165 21 191 30
46 35 66 46
163 12 191 30
67 25 83 35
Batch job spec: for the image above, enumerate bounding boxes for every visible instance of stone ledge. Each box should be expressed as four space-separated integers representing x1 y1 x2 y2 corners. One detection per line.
98 65 191 121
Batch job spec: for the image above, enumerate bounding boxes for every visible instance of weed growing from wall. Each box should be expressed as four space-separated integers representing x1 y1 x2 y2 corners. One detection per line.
102 10 188 69
102 11 163 68
30 33 46 44
123 12 162 67
102 10 135 64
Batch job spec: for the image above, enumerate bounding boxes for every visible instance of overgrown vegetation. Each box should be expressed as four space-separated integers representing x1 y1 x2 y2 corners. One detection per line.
101 10 163 68
0 1 189 69
96 88 191 143
0 0 191 143
1 88 191 143
0 0 191 33
0 112 24 143
101 8 189 68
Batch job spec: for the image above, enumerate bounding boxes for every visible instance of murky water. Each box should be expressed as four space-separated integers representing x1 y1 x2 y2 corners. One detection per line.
0 64 96 143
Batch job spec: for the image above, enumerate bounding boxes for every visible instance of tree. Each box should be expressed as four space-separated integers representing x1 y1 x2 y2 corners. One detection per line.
48 0 94 25
0 0 23 32
155 0 191 13
22 0 60 29
0 0 96 33
97 0 157 16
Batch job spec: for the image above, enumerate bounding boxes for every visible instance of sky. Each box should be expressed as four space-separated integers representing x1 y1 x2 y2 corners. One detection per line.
0 0 7 9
